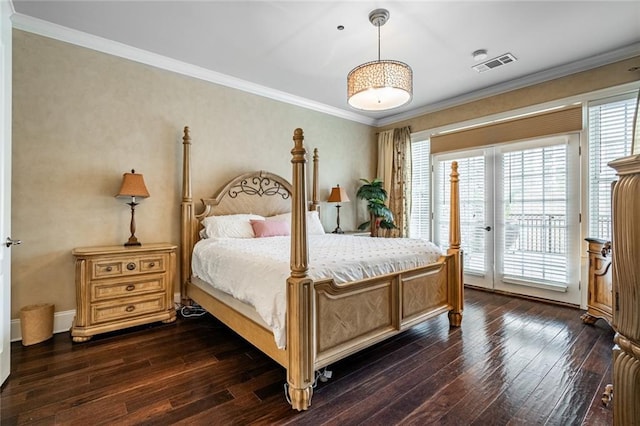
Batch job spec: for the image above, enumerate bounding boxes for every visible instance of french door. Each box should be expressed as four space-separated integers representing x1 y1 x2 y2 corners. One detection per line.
433 134 581 305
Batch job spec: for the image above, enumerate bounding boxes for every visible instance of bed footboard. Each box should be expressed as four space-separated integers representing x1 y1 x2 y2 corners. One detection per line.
314 256 456 368
286 130 463 411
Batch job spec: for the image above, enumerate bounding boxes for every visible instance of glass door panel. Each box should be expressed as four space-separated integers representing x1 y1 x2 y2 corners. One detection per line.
494 135 581 304
434 151 493 289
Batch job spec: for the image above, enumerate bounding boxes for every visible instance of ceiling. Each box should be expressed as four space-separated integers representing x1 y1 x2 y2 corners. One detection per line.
10 1 640 126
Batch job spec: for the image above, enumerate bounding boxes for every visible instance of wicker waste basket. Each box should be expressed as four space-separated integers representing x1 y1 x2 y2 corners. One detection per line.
20 303 54 346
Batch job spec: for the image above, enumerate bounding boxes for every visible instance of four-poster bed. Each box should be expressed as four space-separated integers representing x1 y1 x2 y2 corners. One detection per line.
179 126 463 410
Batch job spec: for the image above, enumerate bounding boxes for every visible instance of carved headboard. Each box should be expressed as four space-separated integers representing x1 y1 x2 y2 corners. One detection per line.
196 171 293 220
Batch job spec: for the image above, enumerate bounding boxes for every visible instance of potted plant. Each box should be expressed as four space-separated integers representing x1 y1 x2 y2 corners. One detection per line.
356 178 396 236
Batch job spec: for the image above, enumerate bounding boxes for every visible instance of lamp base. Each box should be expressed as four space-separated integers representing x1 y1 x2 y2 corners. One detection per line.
332 204 344 234
124 201 142 247
124 236 141 247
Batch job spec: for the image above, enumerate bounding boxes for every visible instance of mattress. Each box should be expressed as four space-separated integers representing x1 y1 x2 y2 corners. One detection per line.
192 234 444 348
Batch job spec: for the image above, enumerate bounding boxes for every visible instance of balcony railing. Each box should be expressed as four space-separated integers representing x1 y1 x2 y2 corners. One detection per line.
506 214 566 254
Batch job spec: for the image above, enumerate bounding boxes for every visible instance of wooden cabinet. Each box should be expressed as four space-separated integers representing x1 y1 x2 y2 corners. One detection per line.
342 231 370 237
609 154 640 424
71 243 177 342
581 237 612 326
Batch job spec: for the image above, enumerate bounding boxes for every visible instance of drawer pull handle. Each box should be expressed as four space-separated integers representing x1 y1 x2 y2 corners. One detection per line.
149 262 155 267
126 262 136 271
126 285 135 291
106 266 113 272
125 305 135 313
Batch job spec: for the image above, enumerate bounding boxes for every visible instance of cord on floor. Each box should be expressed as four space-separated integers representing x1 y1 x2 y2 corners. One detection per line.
283 367 333 404
174 302 207 318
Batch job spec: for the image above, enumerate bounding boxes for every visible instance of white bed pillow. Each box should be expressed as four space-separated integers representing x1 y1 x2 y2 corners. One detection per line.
306 210 326 235
267 210 325 235
201 214 264 238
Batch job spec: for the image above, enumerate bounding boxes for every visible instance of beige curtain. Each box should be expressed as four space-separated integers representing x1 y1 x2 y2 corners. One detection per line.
376 127 411 237
376 130 394 198
389 126 411 237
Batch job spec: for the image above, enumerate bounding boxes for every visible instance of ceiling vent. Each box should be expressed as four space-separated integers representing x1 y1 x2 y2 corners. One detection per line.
472 53 518 73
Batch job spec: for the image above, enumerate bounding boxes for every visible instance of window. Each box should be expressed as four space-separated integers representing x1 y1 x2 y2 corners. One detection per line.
588 93 637 240
410 138 430 239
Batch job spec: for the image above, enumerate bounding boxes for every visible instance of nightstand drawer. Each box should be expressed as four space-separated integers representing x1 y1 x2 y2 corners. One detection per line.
91 294 167 324
140 256 165 273
91 275 167 302
90 255 167 279
92 260 124 278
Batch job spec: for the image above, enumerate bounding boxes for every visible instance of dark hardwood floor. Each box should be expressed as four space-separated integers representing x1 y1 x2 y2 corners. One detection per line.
1 288 613 425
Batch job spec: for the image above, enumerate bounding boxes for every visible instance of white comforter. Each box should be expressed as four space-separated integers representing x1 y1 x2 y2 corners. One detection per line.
192 234 443 348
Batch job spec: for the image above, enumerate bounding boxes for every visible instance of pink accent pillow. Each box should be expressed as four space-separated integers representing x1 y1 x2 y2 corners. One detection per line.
251 219 290 238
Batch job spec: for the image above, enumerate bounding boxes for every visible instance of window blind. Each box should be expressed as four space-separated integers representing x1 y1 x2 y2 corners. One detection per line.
431 106 581 154
588 93 637 241
410 139 431 239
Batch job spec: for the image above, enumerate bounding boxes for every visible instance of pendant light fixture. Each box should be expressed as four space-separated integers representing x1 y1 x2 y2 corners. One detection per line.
347 8 413 111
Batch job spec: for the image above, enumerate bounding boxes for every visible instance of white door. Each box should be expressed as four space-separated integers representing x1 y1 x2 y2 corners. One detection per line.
433 150 494 289
1 0 12 386
433 135 581 305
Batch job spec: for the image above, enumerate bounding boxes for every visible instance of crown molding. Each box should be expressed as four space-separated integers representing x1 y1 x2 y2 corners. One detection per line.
10 12 377 126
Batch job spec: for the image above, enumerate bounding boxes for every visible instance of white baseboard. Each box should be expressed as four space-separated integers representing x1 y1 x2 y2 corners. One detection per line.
11 293 183 342
10 309 76 342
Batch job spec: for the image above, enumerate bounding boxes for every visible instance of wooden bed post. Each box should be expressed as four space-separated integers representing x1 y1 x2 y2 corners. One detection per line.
287 128 315 411
448 161 464 326
181 126 194 305
310 148 319 211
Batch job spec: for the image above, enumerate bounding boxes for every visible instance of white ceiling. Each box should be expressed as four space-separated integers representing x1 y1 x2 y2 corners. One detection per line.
11 1 640 126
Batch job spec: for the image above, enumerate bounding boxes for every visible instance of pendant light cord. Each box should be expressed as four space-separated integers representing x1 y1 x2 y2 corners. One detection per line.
377 22 381 62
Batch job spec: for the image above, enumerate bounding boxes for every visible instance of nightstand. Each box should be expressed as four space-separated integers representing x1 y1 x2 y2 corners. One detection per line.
342 231 370 237
581 237 612 326
71 243 177 342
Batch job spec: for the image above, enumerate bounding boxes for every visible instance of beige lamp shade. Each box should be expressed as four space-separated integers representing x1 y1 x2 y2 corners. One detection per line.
327 185 349 203
347 60 413 111
116 169 150 198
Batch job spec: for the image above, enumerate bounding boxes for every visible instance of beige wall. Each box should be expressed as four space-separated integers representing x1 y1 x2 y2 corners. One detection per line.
11 30 375 318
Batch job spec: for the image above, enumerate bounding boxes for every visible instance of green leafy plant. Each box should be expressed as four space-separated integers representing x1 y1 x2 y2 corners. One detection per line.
356 178 396 234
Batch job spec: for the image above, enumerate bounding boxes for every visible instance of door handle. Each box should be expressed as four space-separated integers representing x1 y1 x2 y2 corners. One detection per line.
483 226 492 232
5 237 22 248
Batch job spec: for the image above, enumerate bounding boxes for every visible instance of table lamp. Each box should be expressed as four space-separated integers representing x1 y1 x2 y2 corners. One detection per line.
327 184 350 234
116 169 150 246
